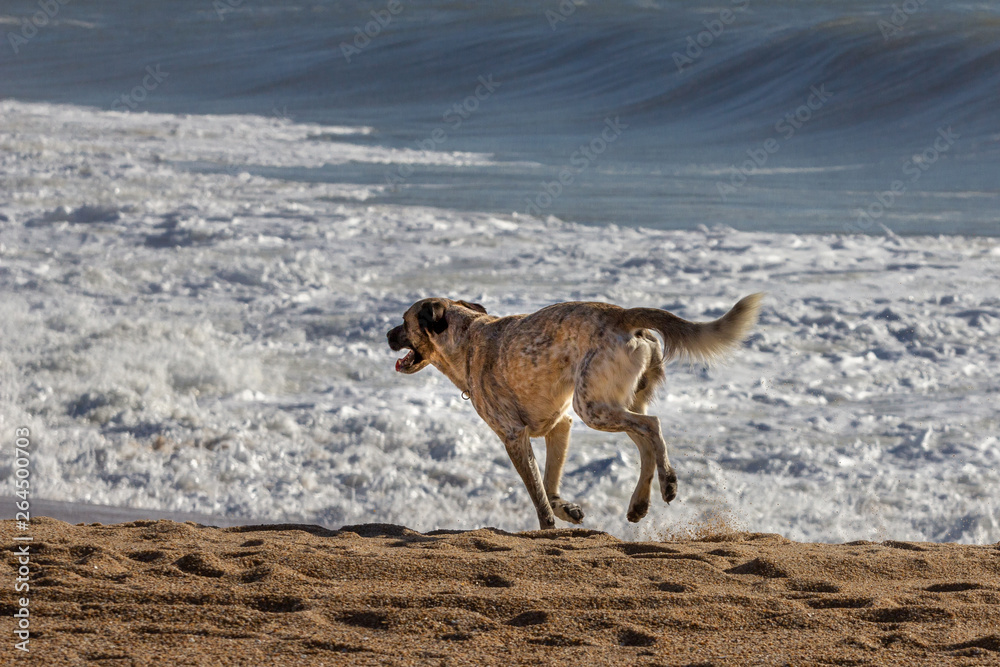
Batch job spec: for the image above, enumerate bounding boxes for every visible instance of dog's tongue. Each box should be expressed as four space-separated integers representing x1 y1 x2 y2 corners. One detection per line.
395 350 415 372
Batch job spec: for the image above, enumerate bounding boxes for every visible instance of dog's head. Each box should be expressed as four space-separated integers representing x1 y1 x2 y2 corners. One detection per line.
387 298 488 374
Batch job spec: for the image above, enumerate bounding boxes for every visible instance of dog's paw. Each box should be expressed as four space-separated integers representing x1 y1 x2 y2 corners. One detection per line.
660 467 678 504
551 499 585 524
626 499 649 523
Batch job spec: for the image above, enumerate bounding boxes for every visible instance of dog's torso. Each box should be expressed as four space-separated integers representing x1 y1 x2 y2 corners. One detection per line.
463 302 656 437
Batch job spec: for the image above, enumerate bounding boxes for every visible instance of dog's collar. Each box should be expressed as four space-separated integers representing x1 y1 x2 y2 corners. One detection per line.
462 355 474 401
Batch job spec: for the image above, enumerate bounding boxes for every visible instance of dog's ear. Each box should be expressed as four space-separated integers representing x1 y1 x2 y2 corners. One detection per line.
457 300 487 314
417 300 448 335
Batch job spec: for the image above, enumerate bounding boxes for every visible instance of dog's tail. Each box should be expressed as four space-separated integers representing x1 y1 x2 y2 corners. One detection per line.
623 293 764 364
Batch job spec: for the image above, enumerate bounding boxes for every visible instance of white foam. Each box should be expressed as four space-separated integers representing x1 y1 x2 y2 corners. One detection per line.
1 101 998 543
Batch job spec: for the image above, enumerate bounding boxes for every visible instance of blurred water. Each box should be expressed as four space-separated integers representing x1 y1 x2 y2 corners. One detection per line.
1 0 997 234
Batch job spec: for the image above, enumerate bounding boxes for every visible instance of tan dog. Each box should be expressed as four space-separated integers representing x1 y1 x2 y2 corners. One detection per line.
387 294 763 529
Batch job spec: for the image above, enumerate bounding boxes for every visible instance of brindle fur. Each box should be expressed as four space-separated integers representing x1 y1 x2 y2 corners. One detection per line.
387 294 763 529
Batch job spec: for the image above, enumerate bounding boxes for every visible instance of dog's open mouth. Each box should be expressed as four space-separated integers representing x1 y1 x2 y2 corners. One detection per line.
395 349 422 373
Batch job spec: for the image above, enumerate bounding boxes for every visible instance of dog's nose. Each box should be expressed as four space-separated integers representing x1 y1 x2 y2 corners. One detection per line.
387 325 403 350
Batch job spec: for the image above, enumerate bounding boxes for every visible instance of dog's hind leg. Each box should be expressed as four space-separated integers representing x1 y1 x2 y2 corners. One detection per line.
543 416 584 524
625 420 677 518
628 336 665 415
575 400 677 522
628 342 676 511
623 426 657 523
573 344 676 522
500 427 557 530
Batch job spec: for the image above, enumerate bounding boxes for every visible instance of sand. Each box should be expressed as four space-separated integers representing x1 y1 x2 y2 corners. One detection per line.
3 518 999 666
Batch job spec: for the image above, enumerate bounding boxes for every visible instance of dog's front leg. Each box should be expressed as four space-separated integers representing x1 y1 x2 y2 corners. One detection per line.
502 429 556 530
544 416 584 524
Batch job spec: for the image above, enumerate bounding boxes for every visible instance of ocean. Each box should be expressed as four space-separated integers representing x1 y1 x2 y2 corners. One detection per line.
3 0 999 235
1 0 998 543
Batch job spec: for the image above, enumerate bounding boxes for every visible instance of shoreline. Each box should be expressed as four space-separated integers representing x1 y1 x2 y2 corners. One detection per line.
3 518 998 665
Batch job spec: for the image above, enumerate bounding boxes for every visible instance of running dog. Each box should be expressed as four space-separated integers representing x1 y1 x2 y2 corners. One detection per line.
386 294 762 529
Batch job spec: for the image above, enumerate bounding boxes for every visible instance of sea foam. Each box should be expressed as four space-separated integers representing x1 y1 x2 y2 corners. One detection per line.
1 102 997 543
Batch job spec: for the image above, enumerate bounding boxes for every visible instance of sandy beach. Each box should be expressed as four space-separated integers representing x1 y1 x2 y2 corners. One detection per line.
3 518 999 666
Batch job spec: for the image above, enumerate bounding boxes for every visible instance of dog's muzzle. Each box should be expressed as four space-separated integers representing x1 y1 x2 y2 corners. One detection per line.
387 325 407 352
387 325 423 373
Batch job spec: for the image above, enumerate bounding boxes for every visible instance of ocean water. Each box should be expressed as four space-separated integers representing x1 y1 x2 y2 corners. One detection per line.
2 0 998 234
0 1 998 543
